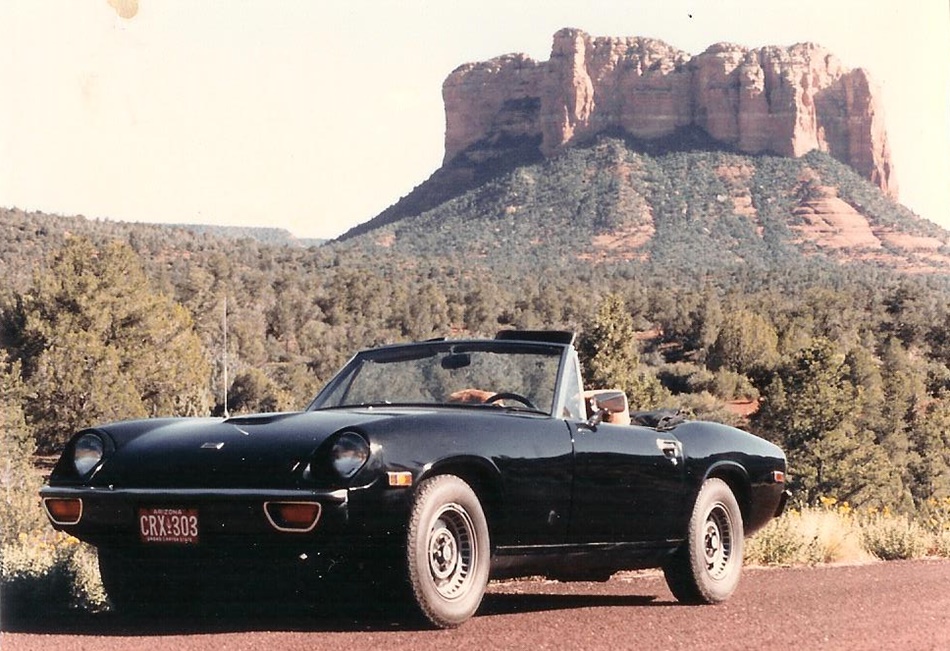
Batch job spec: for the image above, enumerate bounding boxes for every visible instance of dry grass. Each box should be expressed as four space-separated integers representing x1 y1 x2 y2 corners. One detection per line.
746 497 950 567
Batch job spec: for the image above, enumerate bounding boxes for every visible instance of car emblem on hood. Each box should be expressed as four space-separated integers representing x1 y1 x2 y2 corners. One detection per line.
201 442 225 450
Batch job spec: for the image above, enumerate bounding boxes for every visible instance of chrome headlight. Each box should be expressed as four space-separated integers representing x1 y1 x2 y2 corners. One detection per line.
73 433 105 476
330 431 370 479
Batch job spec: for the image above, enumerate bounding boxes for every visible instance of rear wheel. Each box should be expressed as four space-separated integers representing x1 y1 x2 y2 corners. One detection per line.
406 475 490 628
663 478 744 604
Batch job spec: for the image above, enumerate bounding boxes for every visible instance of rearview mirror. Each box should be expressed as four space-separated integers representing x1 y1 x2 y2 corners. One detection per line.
441 353 472 370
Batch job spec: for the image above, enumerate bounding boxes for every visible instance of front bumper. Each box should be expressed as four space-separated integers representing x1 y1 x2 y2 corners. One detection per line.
40 484 407 553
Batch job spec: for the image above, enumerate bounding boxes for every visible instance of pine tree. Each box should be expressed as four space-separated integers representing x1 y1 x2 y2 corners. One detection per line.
226 367 292 415
577 293 670 410
3 237 213 452
707 309 780 379
753 338 905 507
907 394 950 503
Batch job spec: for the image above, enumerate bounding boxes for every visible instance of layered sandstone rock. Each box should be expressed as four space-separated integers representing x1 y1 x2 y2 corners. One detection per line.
442 28 896 198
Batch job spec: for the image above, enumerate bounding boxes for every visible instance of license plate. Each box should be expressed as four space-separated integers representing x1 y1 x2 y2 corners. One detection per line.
138 507 199 544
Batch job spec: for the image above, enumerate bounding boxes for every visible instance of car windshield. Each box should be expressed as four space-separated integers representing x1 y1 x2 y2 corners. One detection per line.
308 341 565 415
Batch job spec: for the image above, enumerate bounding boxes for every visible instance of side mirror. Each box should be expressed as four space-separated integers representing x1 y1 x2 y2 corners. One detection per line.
586 390 628 428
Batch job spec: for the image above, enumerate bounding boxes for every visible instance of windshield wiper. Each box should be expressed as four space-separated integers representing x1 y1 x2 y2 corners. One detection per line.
478 403 547 416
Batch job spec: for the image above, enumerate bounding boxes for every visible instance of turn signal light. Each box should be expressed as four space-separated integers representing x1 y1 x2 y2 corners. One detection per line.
773 470 786 483
387 471 413 487
44 498 83 525
264 501 321 533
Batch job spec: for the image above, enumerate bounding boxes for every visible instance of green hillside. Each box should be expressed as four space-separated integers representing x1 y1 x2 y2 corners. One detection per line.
338 136 948 280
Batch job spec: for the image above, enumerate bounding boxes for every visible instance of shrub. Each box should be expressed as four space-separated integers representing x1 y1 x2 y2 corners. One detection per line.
746 497 950 568
711 368 758 401
0 531 107 621
931 530 950 557
859 511 930 561
746 502 872 567
795 502 872 565
921 497 950 557
1 361 108 620
674 391 747 428
744 512 806 566
0 368 47 547
656 362 708 395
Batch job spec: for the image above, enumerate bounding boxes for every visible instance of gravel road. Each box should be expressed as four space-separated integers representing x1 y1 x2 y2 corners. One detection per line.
3 559 949 650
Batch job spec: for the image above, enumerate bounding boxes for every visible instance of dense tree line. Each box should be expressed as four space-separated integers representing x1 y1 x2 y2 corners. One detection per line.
1 228 948 511
2 139 950 510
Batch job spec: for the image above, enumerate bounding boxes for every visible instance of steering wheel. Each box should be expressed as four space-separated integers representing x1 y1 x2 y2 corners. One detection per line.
484 392 537 410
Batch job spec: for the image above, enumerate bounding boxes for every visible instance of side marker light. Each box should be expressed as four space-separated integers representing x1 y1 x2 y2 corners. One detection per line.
387 471 413 487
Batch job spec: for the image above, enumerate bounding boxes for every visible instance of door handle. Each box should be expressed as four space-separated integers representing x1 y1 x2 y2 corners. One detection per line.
656 438 682 465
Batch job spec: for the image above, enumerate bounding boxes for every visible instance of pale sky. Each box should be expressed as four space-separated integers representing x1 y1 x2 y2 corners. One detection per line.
2 1 948 240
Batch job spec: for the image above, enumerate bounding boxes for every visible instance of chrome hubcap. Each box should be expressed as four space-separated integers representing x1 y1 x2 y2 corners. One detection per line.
427 504 476 599
703 503 732 579
430 527 458 580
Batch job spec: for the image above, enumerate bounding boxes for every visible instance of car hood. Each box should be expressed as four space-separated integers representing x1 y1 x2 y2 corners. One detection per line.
86 410 396 489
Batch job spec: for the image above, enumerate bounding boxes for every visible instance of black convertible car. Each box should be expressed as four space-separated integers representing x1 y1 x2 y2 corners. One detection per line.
41 330 788 627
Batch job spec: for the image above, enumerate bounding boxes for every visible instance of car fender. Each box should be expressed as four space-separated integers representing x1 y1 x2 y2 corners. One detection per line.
697 459 752 519
416 455 505 529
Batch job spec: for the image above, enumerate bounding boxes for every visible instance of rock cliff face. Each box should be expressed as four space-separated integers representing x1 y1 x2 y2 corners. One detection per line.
443 29 896 197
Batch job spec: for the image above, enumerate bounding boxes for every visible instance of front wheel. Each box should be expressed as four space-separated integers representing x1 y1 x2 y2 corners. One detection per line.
663 478 744 604
406 475 490 628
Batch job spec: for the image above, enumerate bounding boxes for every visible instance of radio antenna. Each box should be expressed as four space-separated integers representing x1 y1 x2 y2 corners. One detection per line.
223 295 230 418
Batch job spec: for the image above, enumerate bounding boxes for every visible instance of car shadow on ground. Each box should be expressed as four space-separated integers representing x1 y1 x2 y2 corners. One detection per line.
1 587 670 635
481 591 661 617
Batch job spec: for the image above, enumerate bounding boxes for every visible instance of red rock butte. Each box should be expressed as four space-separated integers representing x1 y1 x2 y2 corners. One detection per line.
443 28 896 198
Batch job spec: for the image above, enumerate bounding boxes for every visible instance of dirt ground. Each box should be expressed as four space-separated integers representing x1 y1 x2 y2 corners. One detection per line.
4 559 949 651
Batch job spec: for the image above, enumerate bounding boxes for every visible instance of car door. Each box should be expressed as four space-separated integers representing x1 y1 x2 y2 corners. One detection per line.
490 417 575 547
567 420 688 543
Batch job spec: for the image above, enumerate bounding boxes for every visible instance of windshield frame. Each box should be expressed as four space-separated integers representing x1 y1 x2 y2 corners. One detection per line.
307 338 575 418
